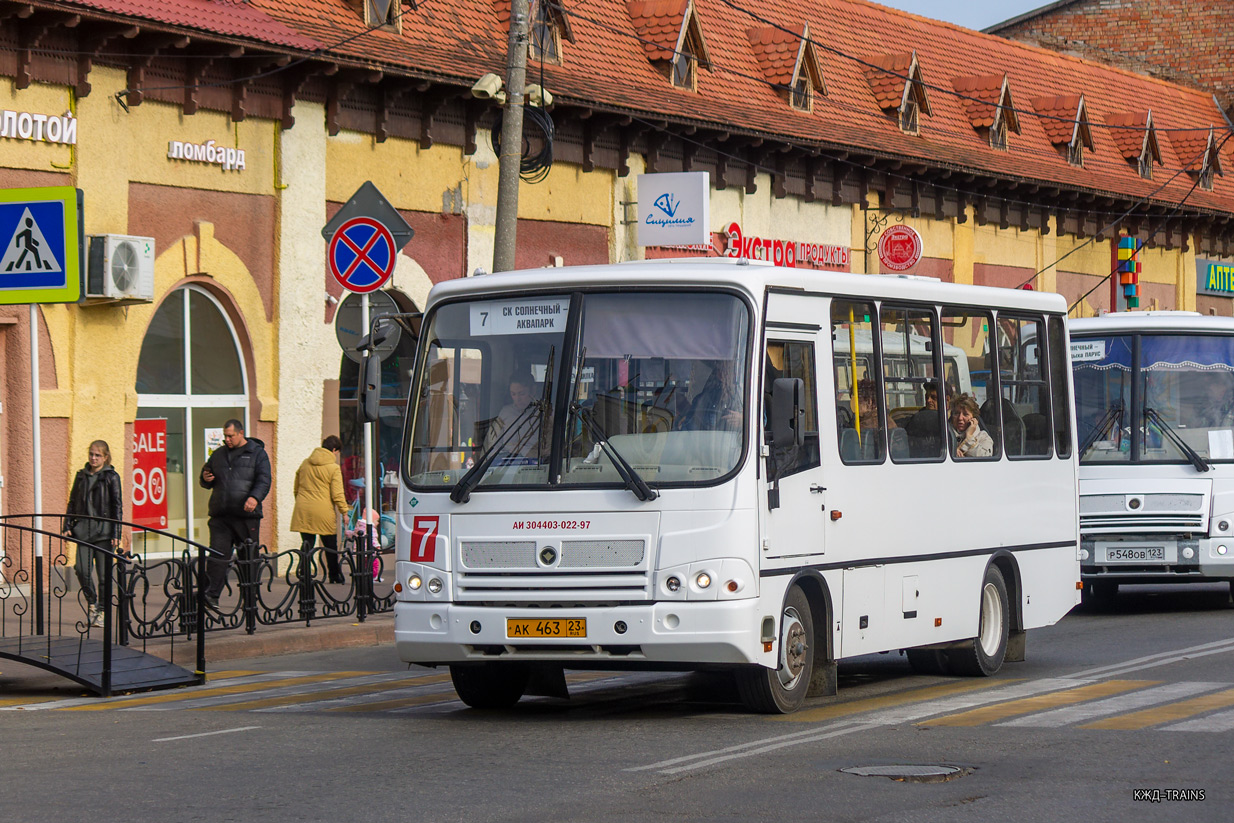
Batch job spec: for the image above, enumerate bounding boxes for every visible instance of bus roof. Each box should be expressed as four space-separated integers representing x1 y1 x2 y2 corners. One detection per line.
1069 311 1234 334
428 258 1068 314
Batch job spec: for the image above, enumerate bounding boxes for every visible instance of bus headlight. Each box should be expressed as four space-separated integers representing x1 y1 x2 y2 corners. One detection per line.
427 577 443 594
695 572 712 589
408 574 423 591
665 576 681 592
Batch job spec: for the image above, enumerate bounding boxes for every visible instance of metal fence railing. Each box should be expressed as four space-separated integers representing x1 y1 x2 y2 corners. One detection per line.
1 513 395 695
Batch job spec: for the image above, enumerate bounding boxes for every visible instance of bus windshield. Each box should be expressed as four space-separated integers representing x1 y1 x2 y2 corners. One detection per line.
1074 333 1234 464
406 290 750 490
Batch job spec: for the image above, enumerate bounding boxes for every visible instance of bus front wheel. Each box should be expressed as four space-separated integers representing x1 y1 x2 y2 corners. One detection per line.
450 662 530 709
949 566 1009 677
736 586 814 713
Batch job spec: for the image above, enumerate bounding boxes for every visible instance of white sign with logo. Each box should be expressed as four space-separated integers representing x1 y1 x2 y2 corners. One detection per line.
636 172 710 246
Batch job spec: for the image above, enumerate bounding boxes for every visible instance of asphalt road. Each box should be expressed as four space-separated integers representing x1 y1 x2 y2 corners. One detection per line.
3 583 1232 823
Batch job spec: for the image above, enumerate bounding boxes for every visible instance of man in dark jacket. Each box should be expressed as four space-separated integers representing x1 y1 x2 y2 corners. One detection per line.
199 419 271 607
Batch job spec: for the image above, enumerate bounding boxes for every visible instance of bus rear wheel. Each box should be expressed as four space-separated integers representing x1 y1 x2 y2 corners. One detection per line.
450 662 530 709
736 586 814 714
948 566 1009 677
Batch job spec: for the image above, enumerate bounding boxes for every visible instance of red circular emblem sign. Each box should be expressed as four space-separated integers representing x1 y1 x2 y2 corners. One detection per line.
877 225 923 272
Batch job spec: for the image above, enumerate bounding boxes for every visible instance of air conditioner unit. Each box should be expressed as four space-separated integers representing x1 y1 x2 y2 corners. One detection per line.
84 234 155 303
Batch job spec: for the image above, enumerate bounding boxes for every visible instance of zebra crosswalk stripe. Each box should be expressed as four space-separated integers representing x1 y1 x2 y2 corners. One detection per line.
1 671 313 711
919 680 1157 727
61 672 375 712
1163 704 1234 732
774 679 1001 724
999 681 1229 728
1081 686 1234 730
176 672 421 712
867 677 1091 727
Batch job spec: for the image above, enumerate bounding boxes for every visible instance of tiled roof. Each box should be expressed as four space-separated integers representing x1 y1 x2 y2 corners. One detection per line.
1168 128 1219 175
864 52 914 109
60 0 321 50
953 74 1003 129
627 0 690 62
1033 94 1085 144
748 24 805 87
51 0 1234 213
1106 111 1153 160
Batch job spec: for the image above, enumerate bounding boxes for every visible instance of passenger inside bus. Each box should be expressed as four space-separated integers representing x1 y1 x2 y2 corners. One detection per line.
857 378 895 431
905 384 944 458
951 394 993 458
482 370 542 456
678 360 743 432
1184 374 1234 428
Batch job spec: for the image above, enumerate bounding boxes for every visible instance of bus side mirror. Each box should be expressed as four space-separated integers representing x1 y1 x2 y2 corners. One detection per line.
771 377 805 449
359 353 381 423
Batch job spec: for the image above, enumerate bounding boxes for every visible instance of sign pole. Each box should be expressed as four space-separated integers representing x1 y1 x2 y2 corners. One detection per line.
362 294 375 534
493 0 530 273
321 182 413 546
30 303 43 634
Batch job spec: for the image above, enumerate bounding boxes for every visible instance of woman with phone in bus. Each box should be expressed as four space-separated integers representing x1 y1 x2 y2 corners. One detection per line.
951 394 993 458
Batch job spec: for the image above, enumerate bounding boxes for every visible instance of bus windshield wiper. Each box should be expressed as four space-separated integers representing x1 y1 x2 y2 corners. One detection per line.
449 401 542 503
1079 400 1124 456
1143 406 1211 472
575 403 658 502
450 348 556 504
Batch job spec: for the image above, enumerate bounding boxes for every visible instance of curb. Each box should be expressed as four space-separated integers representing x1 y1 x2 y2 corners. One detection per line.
142 612 395 665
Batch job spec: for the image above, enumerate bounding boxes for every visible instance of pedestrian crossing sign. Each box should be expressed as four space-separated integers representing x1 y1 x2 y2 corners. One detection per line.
0 186 83 305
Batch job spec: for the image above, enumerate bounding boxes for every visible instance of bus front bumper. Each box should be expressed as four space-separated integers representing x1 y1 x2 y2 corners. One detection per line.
1080 536 1234 582
394 599 770 667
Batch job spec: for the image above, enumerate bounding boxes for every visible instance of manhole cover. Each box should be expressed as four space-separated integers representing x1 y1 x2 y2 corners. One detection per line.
840 765 969 783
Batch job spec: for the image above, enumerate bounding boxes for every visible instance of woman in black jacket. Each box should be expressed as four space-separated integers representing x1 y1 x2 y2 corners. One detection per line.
63 440 123 628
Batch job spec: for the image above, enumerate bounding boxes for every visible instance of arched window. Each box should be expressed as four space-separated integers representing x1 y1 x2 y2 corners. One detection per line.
135 285 248 551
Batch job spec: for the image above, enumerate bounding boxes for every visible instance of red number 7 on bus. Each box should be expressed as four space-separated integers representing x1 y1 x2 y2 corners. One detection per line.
411 516 439 562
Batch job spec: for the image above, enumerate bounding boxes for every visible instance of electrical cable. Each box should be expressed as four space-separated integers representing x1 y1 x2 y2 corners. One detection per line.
1067 159 1216 315
707 0 1216 136
620 110 1228 306
1019 129 1234 289
554 0 1232 215
490 105 555 183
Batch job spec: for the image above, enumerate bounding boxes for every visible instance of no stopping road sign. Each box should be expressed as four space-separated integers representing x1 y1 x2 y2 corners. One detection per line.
329 216 396 293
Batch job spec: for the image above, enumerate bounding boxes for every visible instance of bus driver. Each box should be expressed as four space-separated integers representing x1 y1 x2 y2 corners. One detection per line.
484 371 541 456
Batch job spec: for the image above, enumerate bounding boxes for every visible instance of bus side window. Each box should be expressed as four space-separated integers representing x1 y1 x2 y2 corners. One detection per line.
941 309 1000 459
883 305 942 462
1000 314 1052 458
765 341 821 478
1047 316 1073 458
831 299 884 463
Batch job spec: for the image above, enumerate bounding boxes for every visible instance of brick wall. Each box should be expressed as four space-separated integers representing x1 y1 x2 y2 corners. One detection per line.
995 0 1234 109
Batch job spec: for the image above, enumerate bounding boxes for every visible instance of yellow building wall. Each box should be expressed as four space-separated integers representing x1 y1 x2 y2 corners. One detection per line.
2 70 279 527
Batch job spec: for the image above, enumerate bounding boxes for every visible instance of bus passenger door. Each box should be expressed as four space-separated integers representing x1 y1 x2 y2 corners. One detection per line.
762 335 826 559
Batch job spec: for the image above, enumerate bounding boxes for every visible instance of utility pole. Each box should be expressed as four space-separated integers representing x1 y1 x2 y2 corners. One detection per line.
492 0 530 273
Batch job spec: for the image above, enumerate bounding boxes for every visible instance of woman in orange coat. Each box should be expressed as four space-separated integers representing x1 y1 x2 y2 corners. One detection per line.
290 436 349 584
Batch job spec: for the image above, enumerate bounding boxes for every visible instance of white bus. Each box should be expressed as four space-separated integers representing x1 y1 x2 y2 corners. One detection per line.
387 259 1080 713
1070 312 1234 602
